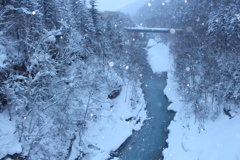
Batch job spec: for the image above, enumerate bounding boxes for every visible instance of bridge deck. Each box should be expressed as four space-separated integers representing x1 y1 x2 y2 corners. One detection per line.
125 27 182 33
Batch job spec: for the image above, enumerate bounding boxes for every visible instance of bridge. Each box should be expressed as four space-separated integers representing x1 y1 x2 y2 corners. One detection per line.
125 27 182 33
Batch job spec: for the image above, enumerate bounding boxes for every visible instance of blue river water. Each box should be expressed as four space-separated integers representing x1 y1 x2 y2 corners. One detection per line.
116 64 175 160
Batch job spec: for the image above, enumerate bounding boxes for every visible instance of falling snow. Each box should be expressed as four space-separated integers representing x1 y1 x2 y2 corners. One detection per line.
109 61 114 67
1 0 239 160
170 28 176 34
186 26 192 32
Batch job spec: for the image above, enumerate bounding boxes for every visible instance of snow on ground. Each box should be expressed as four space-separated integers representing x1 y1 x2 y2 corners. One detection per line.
164 70 240 160
146 39 170 73
0 111 22 159
164 114 240 160
70 81 147 160
147 39 240 160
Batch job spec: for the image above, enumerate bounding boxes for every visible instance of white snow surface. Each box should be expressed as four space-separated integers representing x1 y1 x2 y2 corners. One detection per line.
0 58 147 159
0 112 22 159
164 113 240 160
70 82 147 160
147 39 240 160
146 39 170 73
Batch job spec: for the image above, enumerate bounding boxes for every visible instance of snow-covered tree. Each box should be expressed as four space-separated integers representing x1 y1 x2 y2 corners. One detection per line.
136 0 240 121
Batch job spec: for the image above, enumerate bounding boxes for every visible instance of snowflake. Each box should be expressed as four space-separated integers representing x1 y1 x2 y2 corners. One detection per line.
207 97 212 102
170 28 176 34
186 26 192 32
109 62 114 67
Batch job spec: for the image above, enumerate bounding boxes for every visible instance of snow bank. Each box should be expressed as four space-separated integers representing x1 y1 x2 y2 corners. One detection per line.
146 39 170 73
146 39 240 160
82 84 147 160
68 79 147 160
0 112 22 159
163 110 240 160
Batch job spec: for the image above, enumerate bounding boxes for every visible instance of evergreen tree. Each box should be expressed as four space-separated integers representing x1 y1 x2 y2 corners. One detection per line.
89 0 102 37
38 0 58 30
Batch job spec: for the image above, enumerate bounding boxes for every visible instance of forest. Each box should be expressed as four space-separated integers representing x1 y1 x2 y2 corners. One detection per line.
135 0 240 124
0 0 239 159
0 0 147 159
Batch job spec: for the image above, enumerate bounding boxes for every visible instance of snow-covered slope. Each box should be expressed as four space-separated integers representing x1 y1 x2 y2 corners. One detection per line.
70 81 147 160
164 114 240 160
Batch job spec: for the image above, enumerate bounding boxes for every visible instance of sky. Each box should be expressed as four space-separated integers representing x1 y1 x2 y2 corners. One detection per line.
96 0 140 11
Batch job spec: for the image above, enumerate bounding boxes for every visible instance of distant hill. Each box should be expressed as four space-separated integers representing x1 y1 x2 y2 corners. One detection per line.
119 0 149 16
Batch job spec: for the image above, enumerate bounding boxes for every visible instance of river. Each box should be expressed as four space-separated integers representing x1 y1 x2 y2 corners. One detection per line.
116 60 175 160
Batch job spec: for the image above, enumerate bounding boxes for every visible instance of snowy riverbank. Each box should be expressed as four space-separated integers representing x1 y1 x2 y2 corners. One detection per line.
0 79 147 160
1 38 239 160
79 82 147 160
147 38 240 160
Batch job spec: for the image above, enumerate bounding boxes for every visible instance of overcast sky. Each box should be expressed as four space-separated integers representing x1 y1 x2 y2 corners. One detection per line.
96 0 140 11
